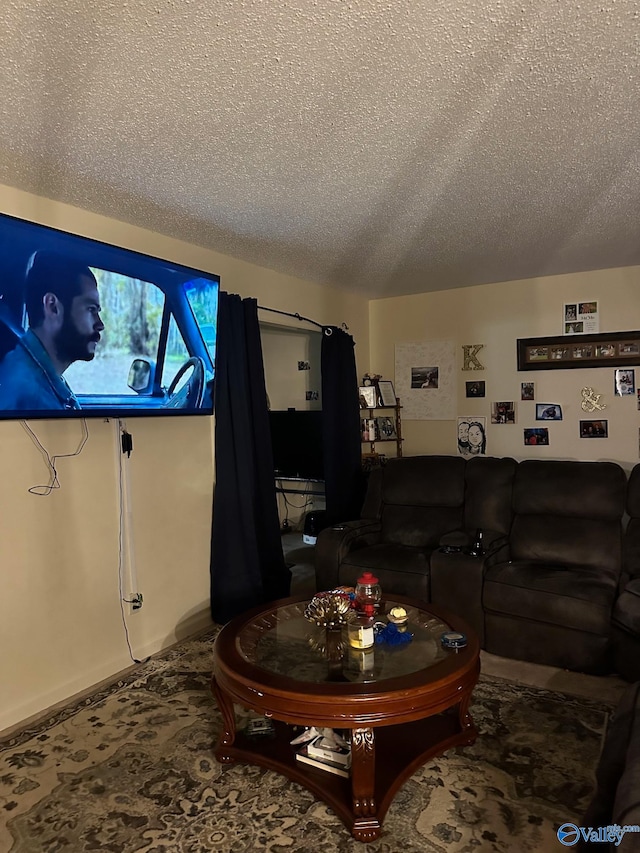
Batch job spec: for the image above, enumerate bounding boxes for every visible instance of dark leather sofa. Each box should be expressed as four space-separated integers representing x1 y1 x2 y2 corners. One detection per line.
612 464 640 682
315 454 630 676
315 455 516 603
579 681 640 851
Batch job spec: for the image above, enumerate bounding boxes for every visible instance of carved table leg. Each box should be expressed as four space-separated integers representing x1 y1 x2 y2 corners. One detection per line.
457 687 478 746
350 727 381 842
211 675 237 762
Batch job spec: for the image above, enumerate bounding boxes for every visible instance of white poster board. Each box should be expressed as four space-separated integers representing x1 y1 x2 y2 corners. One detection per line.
395 341 456 420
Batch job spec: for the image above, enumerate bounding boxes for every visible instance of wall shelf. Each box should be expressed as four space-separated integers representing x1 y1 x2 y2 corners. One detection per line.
360 399 403 460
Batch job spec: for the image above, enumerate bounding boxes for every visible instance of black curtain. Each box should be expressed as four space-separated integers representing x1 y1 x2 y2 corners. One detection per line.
210 292 290 624
321 326 365 526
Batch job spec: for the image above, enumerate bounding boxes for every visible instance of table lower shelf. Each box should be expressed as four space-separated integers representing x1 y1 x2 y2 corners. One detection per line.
215 711 477 842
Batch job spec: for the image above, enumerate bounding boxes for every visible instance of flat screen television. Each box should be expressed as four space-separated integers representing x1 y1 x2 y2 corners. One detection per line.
0 211 219 420
270 410 324 480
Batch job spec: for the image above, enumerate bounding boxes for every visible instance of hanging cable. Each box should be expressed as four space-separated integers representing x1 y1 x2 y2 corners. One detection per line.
21 419 89 495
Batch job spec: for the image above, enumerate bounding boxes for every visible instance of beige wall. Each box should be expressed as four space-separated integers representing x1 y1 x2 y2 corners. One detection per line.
369 266 640 470
0 184 369 732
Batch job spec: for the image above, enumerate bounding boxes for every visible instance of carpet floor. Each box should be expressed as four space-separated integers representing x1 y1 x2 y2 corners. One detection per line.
0 627 615 853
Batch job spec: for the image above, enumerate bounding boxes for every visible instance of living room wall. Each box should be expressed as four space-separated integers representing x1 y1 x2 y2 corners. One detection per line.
369 264 640 471
0 184 369 732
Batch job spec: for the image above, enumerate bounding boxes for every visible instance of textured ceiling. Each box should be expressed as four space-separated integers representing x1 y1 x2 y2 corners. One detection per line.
1 0 639 298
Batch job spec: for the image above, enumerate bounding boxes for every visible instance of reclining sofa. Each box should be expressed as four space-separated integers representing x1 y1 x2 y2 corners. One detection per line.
579 680 640 851
316 454 632 676
611 464 640 681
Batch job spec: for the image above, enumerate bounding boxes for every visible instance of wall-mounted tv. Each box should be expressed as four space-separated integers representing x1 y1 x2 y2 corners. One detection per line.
270 410 324 480
0 212 219 420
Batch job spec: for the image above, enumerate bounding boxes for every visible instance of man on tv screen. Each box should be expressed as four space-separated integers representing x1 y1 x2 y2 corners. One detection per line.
0 251 104 411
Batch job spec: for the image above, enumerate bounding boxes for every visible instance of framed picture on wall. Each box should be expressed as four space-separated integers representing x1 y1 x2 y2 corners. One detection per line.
518 331 640 370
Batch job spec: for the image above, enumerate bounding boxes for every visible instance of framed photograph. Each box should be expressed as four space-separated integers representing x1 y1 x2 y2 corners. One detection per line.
521 382 535 401
614 369 635 396
580 420 608 438
377 380 397 407
524 428 549 446
518 330 640 371
535 403 563 421
359 386 377 409
465 380 485 398
375 416 397 440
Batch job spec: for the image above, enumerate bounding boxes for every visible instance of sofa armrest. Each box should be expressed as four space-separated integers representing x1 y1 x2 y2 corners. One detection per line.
315 519 382 592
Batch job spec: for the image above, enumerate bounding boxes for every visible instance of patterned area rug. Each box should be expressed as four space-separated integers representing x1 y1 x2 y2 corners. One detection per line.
0 628 613 853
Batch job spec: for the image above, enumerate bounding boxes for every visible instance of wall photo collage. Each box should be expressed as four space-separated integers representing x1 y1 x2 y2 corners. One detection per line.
456 303 640 457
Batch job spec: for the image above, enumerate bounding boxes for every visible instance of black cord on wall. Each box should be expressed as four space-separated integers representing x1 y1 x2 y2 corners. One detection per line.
21 418 89 495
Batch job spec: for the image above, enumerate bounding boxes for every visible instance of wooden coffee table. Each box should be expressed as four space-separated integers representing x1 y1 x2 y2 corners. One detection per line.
211 594 480 842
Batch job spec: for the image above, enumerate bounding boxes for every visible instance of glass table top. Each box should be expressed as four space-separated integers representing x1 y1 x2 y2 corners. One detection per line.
234 598 455 685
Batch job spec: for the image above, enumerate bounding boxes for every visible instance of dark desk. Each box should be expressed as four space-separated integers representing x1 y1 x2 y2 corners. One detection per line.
275 476 325 497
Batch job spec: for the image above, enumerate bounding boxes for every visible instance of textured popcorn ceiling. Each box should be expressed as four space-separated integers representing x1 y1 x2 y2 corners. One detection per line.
1 0 639 298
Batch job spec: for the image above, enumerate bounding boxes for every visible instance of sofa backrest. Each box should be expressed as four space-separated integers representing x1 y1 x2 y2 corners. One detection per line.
510 459 626 577
380 455 466 548
623 463 640 584
464 455 517 536
360 466 384 520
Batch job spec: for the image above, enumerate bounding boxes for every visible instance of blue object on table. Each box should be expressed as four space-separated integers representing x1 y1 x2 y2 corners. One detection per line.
375 621 413 645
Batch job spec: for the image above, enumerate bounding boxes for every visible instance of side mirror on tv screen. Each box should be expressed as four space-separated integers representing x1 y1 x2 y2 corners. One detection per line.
0 212 219 420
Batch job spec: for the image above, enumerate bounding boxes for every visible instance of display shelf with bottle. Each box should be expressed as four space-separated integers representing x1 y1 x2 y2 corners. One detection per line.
360 397 403 459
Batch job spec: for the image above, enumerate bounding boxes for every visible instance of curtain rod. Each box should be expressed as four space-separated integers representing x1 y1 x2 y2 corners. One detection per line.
258 305 349 332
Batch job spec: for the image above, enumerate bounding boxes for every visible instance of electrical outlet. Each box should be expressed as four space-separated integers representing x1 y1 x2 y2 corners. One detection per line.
131 593 143 611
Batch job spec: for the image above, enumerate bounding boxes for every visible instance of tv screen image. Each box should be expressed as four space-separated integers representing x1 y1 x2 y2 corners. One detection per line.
0 212 219 420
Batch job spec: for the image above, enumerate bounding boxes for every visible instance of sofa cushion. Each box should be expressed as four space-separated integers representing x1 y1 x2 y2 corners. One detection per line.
382 504 464 548
463 455 517 536
381 455 466 548
341 543 430 576
339 543 431 600
382 455 466 506
509 516 622 578
513 459 627 520
484 561 617 634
